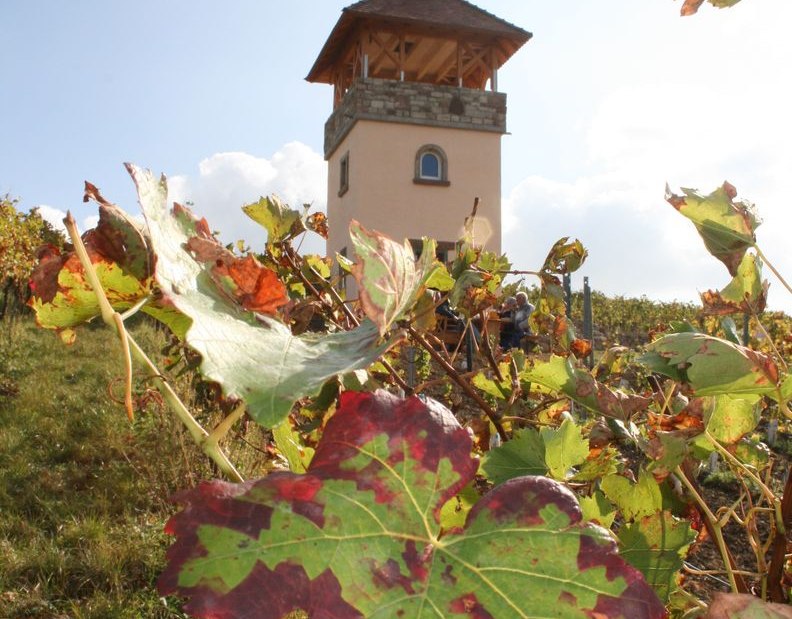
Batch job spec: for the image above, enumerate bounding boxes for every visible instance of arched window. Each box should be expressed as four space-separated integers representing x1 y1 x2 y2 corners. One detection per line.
414 145 449 186
420 152 440 179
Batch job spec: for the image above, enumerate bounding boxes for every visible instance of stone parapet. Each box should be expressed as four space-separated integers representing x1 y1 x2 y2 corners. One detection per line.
324 78 507 158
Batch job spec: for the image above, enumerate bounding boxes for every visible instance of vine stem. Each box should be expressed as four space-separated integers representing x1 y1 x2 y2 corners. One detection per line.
408 325 508 442
705 430 777 504
63 212 243 482
674 465 746 594
754 245 792 297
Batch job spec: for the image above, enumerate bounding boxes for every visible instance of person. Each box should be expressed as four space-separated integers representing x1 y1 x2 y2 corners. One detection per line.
513 291 534 347
498 296 518 350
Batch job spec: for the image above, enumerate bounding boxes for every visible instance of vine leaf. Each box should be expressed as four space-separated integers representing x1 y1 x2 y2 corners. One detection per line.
28 187 189 342
481 428 547 484
520 355 651 421
541 418 590 480
638 332 779 397
531 238 590 357
601 471 663 521
665 182 760 276
701 253 768 316
242 195 305 245
617 512 696 603
350 221 439 335
705 394 762 444
127 164 392 427
680 0 742 17
482 418 590 483
706 593 792 619
160 391 665 619
579 491 617 528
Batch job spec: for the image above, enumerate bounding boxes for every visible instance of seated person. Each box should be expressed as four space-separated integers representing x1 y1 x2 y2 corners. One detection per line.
512 291 535 347
498 296 518 349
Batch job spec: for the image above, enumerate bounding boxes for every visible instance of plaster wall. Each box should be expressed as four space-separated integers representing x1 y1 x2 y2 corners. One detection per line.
327 119 502 261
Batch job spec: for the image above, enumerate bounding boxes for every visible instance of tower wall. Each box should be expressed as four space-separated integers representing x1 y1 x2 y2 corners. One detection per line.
326 118 502 261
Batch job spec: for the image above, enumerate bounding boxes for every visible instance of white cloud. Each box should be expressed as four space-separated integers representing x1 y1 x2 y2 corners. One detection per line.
500 0 792 313
167 142 327 253
34 204 97 239
34 205 68 235
503 80 792 313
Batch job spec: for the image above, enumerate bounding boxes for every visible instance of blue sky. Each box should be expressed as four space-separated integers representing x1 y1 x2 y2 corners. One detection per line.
3 1 791 311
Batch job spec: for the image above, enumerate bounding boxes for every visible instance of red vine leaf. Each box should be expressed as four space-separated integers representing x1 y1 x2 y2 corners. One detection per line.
185 236 287 315
160 391 665 618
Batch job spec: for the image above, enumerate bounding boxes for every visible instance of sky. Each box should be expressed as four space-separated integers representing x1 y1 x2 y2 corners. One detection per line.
2 0 791 312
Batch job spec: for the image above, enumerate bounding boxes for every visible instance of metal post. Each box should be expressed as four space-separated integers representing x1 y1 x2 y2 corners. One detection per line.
563 273 572 318
583 277 593 370
743 312 750 346
406 346 416 389
363 54 369 79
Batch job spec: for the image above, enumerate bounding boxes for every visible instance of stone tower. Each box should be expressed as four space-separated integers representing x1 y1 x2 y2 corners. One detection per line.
307 0 530 270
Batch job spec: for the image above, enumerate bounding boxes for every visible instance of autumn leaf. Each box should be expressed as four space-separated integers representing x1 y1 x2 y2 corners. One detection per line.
680 0 742 17
185 235 288 315
350 221 440 335
520 355 651 421
542 237 588 275
160 391 665 619
665 182 760 276
28 189 189 342
701 252 768 315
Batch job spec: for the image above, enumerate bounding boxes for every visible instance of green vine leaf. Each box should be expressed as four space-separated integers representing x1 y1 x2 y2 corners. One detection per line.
128 164 392 428
705 394 762 444
481 428 547 484
272 419 315 473
665 182 760 276
350 221 439 335
483 419 591 483
701 253 768 315
579 491 617 528
242 195 305 245
520 355 651 420
160 391 665 618
639 332 779 397
541 418 590 480
617 512 696 603
601 471 663 521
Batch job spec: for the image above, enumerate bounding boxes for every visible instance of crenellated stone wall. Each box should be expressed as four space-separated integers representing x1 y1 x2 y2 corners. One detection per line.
324 78 507 157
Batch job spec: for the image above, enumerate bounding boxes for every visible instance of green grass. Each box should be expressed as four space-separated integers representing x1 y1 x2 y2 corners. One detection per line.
0 317 208 618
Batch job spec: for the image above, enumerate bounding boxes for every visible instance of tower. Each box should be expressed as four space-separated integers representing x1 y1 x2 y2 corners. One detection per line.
307 0 530 267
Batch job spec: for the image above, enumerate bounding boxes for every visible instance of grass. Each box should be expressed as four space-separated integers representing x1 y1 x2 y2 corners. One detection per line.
0 315 268 618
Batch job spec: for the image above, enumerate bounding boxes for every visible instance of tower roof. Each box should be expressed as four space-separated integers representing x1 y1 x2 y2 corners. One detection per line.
306 0 531 84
